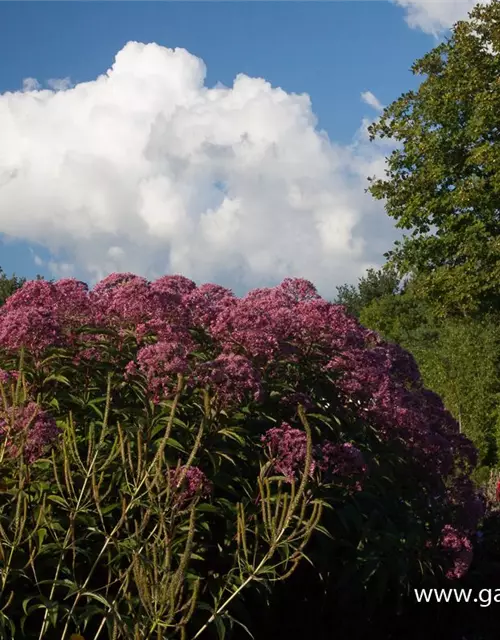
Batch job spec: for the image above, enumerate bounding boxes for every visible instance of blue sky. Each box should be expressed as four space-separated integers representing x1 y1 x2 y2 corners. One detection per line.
0 1 477 297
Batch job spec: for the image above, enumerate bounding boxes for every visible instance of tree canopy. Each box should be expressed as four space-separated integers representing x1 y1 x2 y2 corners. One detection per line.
334 266 400 318
367 0 500 316
0 267 28 307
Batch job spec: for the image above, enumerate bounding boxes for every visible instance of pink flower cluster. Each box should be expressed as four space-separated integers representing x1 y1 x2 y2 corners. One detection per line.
132 331 194 402
0 401 60 463
262 422 367 487
0 368 19 385
317 441 367 481
262 422 315 480
0 279 92 355
169 465 212 506
91 273 192 331
440 524 474 580
193 354 263 407
326 345 465 475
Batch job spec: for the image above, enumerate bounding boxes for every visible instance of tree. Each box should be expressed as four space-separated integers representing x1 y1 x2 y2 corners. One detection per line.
367 1 500 316
334 265 400 317
410 316 500 472
359 287 435 346
0 267 28 306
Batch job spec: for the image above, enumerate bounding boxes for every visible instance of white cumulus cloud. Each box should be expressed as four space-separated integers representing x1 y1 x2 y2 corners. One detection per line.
393 0 488 36
0 41 398 299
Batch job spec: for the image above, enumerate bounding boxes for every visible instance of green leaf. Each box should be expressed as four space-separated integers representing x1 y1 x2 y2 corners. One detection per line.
163 437 186 453
214 615 226 640
47 495 69 508
100 502 121 515
196 503 219 513
37 527 47 549
43 373 71 386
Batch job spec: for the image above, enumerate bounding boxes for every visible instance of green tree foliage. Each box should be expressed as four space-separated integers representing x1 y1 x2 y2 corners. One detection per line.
367 0 500 317
359 281 434 346
0 268 27 307
410 317 500 472
334 266 400 318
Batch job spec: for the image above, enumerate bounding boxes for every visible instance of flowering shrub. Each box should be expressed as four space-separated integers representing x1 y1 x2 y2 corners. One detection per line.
0 273 483 639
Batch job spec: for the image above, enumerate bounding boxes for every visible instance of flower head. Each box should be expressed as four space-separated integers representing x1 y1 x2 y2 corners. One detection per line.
169 465 212 506
0 402 60 463
440 525 474 580
317 441 367 485
134 334 194 401
192 354 263 407
262 422 315 481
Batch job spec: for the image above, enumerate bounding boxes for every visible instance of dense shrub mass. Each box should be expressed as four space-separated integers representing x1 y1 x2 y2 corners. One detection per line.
0 274 484 638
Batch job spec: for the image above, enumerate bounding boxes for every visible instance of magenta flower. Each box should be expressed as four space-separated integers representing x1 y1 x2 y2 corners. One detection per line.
0 402 60 463
0 278 92 354
192 354 263 407
169 465 212 506
2 279 60 312
90 274 160 329
0 369 19 386
0 272 482 545
151 274 196 298
440 525 474 580
90 272 138 295
262 428 367 488
317 441 367 483
262 422 315 481
276 277 322 303
211 299 281 361
0 307 64 354
183 283 236 331
52 278 92 328
133 334 194 401
149 274 196 327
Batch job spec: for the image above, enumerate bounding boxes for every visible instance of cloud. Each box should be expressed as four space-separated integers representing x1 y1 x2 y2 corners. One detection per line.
392 0 487 36
22 78 41 92
0 41 399 299
47 77 73 91
361 91 384 113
